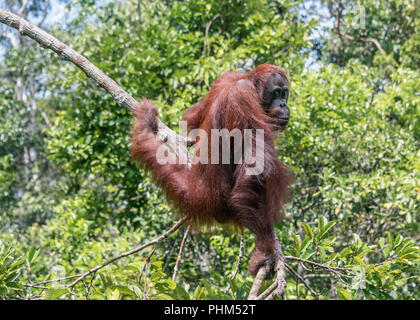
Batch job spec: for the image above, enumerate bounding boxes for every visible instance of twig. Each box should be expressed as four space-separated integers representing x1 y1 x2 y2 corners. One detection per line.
23 284 49 289
335 29 387 56
25 274 81 287
285 263 318 299
82 279 92 300
304 273 333 278
285 256 347 272
16 0 29 16
224 230 245 294
143 258 150 300
202 14 221 56
327 0 393 67
172 224 191 281
285 256 351 284
231 230 244 281
138 246 158 285
66 217 188 288
37 0 50 28
163 237 180 272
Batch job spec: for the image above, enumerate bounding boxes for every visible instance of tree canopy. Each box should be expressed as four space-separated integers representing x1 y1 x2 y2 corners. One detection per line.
0 0 418 300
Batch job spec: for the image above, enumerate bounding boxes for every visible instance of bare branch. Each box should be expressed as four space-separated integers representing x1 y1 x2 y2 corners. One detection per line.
28 79 51 127
285 263 318 299
163 236 180 272
202 14 221 56
172 224 191 281
0 9 136 109
231 231 244 281
0 9 191 161
224 230 244 294
66 216 188 288
327 0 390 59
16 0 29 17
25 274 80 287
37 0 50 28
285 256 348 273
337 31 387 56
138 246 158 285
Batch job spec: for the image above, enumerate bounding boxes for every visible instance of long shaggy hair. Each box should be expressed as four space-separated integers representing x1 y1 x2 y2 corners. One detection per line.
131 64 291 273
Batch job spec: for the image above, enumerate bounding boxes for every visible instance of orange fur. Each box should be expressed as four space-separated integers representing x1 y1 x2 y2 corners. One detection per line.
131 64 291 274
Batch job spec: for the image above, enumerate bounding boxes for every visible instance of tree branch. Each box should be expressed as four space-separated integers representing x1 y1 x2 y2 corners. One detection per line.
328 0 390 58
0 9 191 161
202 14 221 56
65 216 188 288
285 256 348 273
16 0 29 17
285 263 318 299
172 224 191 281
224 230 244 294
231 231 244 281
37 0 50 28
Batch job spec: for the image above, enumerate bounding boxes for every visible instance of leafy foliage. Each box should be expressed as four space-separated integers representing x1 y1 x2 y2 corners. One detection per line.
0 0 418 300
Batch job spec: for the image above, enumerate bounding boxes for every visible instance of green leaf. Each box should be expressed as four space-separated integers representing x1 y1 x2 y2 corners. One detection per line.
293 234 302 252
110 285 136 297
156 293 175 300
105 288 120 300
9 258 25 272
319 221 336 239
174 284 190 300
26 247 40 265
42 288 69 300
336 288 353 300
300 222 314 239
193 285 205 300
